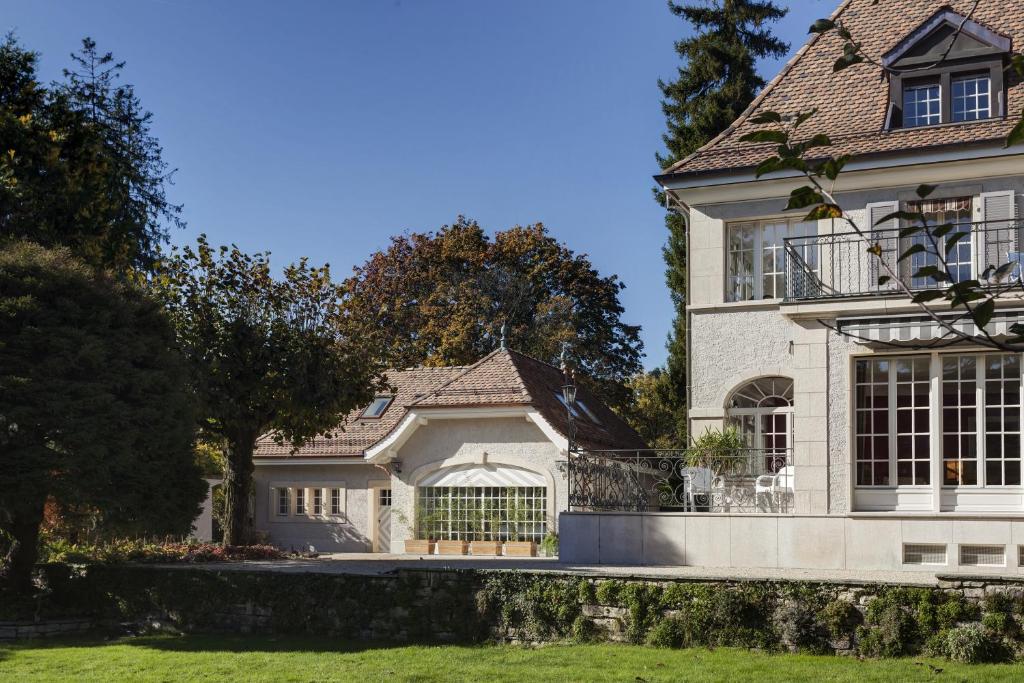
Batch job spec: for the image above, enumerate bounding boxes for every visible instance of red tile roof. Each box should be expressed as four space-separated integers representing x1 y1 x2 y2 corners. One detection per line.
657 0 1024 181
253 348 646 459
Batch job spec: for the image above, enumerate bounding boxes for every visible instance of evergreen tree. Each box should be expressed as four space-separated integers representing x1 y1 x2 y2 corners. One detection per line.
656 0 788 444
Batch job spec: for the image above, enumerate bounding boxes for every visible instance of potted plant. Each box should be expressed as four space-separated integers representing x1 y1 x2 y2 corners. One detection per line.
402 497 436 555
539 530 558 558
470 497 501 556
502 490 537 557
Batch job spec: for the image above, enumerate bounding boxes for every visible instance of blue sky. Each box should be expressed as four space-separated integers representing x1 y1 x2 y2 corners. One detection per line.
4 0 823 369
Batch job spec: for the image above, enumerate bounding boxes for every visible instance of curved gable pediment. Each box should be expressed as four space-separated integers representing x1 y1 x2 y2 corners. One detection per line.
883 8 1011 69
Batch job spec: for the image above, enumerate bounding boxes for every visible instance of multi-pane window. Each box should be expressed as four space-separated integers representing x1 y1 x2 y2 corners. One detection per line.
417 486 546 542
903 83 941 127
379 489 392 507
277 488 289 516
952 75 991 122
906 197 973 287
295 487 306 515
857 353 1023 491
312 488 323 515
942 356 979 485
331 488 342 515
984 355 1021 486
856 358 894 486
726 219 817 301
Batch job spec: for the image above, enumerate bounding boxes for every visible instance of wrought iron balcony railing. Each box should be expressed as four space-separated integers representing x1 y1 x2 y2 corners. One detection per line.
783 220 1023 302
563 448 793 514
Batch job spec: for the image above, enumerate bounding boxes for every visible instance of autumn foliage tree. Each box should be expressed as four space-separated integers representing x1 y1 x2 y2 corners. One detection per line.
155 237 384 545
343 217 643 407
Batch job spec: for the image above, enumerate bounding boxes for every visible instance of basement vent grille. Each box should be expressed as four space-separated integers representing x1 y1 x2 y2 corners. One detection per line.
903 543 947 565
959 544 1005 567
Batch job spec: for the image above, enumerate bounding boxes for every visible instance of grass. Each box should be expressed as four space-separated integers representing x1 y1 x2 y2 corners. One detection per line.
1 635 1023 682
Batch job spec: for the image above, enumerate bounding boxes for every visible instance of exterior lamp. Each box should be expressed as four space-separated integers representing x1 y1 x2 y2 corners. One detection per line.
561 383 577 408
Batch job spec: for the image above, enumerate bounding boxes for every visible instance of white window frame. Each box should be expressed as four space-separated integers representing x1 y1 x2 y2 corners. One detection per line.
852 351 1024 512
903 82 941 127
726 217 818 301
951 74 991 122
269 482 346 520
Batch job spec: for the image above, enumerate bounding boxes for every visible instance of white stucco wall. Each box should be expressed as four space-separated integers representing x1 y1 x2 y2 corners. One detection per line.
252 463 383 552
389 416 565 552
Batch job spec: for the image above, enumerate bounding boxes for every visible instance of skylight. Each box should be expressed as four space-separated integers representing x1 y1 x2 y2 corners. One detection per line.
361 396 393 419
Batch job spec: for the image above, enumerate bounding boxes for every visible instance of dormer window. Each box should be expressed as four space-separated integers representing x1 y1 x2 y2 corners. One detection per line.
884 9 1009 130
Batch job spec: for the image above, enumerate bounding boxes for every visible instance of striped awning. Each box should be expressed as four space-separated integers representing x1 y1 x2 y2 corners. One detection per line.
836 310 1024 344
419 463 546 487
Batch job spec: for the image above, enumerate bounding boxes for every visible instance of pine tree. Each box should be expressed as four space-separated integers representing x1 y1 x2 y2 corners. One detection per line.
656 0 788 444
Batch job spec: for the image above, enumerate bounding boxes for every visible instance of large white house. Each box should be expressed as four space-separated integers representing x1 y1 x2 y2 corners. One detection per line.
248 348 645 554
563 0 1024 573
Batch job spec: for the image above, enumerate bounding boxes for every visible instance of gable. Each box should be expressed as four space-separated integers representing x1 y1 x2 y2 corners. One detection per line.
883 9 1011 68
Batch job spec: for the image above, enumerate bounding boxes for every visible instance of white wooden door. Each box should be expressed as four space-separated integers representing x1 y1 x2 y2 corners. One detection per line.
376 489 392 553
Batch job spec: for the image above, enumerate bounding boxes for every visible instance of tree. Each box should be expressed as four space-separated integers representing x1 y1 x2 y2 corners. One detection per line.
155 236 384 545
343 217 644 408
0 36 181 273
620 370 679 450
0 242 204 592
656 0 789 444
738 6 1024 350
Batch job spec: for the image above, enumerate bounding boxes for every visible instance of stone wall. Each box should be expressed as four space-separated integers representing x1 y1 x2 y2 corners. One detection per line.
0 618 96 641
16 563 1024 661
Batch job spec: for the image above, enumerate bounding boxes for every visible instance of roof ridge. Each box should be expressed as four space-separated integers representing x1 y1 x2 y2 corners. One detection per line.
408 348 506 406
659 0 855 177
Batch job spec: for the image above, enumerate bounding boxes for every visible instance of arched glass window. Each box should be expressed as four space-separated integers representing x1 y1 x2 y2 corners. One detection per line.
726 377 794 463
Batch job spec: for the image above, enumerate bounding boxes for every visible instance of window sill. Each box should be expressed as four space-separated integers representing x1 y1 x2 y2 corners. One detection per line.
689 300 781 313
886 116 1003 133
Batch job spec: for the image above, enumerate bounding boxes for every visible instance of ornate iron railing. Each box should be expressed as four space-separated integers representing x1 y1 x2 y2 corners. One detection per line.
784 220 1023 301
564 448 793 514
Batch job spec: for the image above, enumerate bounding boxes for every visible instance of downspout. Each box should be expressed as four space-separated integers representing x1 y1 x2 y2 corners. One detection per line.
664 186 692 443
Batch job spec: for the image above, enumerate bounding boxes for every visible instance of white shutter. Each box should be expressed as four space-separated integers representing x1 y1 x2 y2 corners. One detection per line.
979 191 1018 276
865 201 899 292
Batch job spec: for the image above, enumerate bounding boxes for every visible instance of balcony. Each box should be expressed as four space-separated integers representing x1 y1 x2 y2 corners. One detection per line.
783 220 1022 302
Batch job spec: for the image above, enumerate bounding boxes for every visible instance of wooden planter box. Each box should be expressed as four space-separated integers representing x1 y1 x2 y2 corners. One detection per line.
469 540 502 556
436 540 469 555
503 541 537 557
403 539 435 555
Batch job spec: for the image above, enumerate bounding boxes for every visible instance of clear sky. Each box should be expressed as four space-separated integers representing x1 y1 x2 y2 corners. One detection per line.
3 0 823 369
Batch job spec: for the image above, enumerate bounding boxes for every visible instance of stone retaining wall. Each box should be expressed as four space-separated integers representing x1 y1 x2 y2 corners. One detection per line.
0 618 97 641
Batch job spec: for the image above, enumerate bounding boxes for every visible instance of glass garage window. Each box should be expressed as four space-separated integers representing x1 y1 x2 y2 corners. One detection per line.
416 486 546 542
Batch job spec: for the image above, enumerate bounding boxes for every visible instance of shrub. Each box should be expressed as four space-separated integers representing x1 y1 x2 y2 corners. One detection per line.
857 602 917 658
41 538 287 564
818 599 861 640
646 616 686 648
943 623 1008 664
775 600 829 653
540 532 559 557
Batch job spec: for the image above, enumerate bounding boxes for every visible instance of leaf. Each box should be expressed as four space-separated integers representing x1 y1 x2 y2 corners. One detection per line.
804 204 843 220
1006 113 1024 148
786 186 824 210
739 130 789 144
809 18 835 33
877 210 920 226
754 157 782 178
877 275 891 286
930 222 956 238
899 225 924 238
749 111 782 124
1010 322 1024 336
915 184 937 198
819 155 850 181
833 53 864 72
806 134 832 149
899 244 926 260
944 232 970 254
973 298 996 330
794 109 819 128
913 266 949 282
911 290 946 303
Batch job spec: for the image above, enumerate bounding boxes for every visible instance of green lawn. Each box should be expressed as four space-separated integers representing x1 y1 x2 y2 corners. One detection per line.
1 635 1023 682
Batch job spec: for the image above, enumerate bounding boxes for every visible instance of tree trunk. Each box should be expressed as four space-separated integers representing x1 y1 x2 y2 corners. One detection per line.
1 495 46 594
221 433 256 546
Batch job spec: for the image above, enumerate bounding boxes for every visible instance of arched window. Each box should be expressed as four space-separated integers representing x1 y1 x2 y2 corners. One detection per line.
726 377 794 458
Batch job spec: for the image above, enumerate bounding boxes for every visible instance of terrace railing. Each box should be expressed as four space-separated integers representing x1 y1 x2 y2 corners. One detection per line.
783 220 1023 302
564 448 793 514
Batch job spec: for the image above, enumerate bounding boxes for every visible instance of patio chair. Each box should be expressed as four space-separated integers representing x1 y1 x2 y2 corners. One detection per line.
680 467 714 512
754 465 795 512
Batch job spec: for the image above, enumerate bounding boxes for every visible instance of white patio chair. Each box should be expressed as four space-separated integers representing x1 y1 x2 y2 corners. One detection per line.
754 465 795 512
681 467 714 512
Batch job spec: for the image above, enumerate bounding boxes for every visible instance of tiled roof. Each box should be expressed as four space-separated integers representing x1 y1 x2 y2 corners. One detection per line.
253 365 467 458
658 0 1024 181
253 348 647 458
